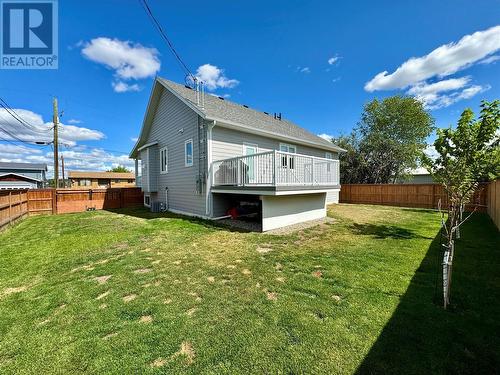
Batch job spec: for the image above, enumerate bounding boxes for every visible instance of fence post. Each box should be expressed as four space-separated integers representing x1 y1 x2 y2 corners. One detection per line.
8 191 12 224
54 189 57 214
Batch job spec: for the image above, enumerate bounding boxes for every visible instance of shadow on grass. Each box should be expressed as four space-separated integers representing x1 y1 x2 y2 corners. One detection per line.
355 213 500 374
104 207 253 233
350 223 432 240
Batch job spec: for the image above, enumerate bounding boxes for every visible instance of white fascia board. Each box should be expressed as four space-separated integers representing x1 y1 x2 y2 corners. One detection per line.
137 141 158 152
208 116 346 153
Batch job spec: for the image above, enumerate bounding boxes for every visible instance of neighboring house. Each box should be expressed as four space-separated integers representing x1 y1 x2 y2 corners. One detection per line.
68 171 135 188
130 78 345 231
0 162 47 189
399 167 436 184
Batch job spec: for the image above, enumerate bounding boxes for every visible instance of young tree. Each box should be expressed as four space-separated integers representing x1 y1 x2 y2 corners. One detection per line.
424 100 499 309
107 165 131 173
332 96 434 183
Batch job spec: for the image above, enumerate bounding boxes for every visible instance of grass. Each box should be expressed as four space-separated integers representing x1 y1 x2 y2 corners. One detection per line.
0 204 498 374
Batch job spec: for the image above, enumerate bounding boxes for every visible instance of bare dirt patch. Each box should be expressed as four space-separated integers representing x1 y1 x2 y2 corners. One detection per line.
1 286 28 299
151 260 161 265
151 357 166 367
312 270 323 278
207 276 215 283
134 268 152 274
171 341 195 365
226 264 236 269
139 315 153 323
256 246 273 254
164 298 172 304
276 276 285 283
94 275 111 284
266 291 278 301
186 307 197 316
103 332 118 340
173 260 182 265
96 291 110 300
332 295 342 303
123 294 137 303
241 269 252 276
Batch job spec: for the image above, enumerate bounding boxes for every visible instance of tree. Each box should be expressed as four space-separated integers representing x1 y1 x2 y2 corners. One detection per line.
333 96 434 183
107 165 131 173
423 100 499 309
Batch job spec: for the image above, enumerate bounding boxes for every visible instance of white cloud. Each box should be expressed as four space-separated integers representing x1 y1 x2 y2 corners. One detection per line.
67 119 82 124
112 81 141 93
82 37 160 80
328 55 340 65
479 54 500 65
332 77 341 83
130 137 138 142
365 25 500 91
81 37 160 92
299 67 311 74
0 108 104 146
408 77 489 109
194 64 239 91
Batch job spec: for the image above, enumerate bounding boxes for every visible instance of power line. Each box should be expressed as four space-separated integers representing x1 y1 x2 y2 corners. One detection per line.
138 0 195 80
0 97 52 132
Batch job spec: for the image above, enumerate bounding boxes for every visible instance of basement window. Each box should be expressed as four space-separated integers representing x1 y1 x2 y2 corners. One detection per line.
144 194 151 207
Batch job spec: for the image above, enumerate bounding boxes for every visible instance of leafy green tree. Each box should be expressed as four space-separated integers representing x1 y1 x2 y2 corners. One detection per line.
333 96 434 183
107 165 131 173
423 100 499 308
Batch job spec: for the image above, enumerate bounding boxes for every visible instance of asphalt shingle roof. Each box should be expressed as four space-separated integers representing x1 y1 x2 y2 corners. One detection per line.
158 78 343 152
0 162 47 171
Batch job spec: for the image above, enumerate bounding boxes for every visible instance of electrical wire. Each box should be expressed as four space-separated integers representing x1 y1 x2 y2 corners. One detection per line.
138 0 195 80
0 97 52 133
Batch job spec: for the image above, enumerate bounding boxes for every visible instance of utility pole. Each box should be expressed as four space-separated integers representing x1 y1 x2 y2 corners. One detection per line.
53 98 59 188
61 155 65 188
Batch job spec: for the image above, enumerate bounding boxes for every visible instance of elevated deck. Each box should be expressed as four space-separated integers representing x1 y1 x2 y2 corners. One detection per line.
211 150 340 195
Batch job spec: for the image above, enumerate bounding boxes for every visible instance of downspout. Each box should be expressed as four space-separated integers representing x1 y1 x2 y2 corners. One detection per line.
205 120 216 216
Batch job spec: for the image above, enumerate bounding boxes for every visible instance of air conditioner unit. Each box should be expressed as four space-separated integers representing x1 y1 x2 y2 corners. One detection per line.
150 201 167 213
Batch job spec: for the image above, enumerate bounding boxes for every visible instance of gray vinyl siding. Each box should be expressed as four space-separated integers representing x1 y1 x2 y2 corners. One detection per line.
212 126 339 161
141 88 207 216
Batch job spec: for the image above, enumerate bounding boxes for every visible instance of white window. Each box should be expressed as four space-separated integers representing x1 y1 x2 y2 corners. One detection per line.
279 143 296 169
185 139 193 167
144 194 151 207
280 143 296 154
160 146 168 174
325 152 333 159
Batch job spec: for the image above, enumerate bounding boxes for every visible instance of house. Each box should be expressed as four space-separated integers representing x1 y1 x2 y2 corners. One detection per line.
68 171 135 188
130 78 345 231
0 162 47 189
399 167 436 184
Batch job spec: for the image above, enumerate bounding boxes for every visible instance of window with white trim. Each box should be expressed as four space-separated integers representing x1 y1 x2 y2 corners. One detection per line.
185 139 193 167
325 152 333 159
325 152 333 172
160 146 168 174
279 143 296 169
144 194 151 207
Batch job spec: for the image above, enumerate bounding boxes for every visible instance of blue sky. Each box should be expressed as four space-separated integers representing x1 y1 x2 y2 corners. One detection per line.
1 0 499 173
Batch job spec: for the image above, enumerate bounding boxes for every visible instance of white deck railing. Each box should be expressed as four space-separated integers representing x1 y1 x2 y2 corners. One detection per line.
212 150 339 188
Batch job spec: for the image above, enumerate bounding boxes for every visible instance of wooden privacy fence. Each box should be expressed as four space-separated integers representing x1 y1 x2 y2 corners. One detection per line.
339 183 489 212
0 187 143 230
0 190 29 230
487 180 500 229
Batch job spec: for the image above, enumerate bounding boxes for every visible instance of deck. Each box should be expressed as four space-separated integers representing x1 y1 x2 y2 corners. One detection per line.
211 150 340 194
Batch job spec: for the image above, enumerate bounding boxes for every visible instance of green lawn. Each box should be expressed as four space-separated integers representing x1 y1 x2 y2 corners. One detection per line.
0 204 498 374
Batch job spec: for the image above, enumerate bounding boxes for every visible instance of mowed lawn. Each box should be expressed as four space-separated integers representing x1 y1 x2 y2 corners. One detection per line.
0 204 498 374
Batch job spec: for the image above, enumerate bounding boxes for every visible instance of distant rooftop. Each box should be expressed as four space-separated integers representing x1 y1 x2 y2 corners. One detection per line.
0 162 47 171
68 171 135 179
